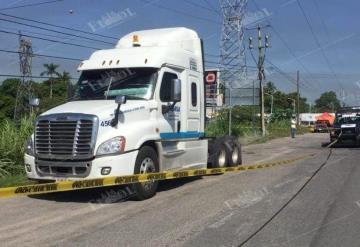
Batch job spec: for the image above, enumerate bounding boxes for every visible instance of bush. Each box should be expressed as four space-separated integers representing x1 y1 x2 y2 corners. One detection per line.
0 116 34 177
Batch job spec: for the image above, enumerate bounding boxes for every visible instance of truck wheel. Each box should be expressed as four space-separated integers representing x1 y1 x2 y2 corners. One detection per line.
208 139 227 168
229 139 242 166
131 146 159 200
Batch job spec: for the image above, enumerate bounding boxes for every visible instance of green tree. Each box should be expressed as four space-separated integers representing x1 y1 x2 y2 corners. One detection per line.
40 63 60 99
0 79 20 120
314 91 341 112
57 71 73 99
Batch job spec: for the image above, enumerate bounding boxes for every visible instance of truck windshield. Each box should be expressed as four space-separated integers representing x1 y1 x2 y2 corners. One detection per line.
335 116 360 125
73 68 158 100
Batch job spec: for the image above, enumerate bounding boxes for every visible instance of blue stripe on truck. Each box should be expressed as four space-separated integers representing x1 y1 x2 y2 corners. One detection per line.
160 131 204 139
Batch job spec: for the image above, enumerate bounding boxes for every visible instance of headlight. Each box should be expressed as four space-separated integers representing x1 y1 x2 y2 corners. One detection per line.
96 136 126 156
25 137 34 156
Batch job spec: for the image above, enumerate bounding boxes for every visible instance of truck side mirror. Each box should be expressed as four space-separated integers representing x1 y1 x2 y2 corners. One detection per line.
115 95 127 105
170 79 181 102
29 98 40 107
111 95 127 127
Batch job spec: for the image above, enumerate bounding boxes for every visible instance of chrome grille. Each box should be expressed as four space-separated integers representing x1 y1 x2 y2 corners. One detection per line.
35 114 97 160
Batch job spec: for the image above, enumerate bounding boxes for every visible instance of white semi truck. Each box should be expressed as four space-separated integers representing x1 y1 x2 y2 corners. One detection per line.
24 27 242 200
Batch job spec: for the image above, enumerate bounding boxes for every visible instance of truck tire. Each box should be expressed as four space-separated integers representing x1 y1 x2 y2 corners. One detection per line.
208 137 232 168
229 138 242 166
131 146 159 200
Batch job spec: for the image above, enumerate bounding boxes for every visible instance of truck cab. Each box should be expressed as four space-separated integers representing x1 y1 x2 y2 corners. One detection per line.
24 28 242 199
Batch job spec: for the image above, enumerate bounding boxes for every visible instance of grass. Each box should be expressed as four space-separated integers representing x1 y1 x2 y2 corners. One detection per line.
206 117 311 145
0 174 33 188
244 125 311 145
0 116 34 178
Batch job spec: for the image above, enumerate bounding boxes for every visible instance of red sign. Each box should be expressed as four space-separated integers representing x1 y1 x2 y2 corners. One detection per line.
205 71 217 84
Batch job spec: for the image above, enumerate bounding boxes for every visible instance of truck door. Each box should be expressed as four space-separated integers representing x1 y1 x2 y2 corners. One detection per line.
158 70 181 138
187 75 200 133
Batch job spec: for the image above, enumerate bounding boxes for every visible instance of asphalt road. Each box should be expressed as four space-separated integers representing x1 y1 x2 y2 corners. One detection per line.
0 133 359 247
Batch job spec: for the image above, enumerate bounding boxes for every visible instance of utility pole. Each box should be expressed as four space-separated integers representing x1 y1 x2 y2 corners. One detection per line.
14 32 33 122
296 70 300 127
249 25 270 136
288 98 296 114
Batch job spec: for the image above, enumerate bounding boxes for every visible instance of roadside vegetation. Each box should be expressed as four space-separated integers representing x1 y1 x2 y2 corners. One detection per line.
0 116 34 186
0 63 70 187
205 81 318 143
205 106 311 144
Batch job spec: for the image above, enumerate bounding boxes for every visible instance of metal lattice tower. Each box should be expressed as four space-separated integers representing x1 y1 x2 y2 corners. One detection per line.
14 32 33 121
219 0 248 92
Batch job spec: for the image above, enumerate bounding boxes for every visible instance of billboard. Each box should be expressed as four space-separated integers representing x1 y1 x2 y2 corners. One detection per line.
224 80 260 106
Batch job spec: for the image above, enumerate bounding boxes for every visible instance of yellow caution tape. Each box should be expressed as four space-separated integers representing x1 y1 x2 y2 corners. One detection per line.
0 154 314 199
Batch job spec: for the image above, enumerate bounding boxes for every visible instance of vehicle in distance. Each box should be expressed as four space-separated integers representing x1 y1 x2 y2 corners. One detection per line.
314 120 331 133
24 27 242 200
330 106 360 145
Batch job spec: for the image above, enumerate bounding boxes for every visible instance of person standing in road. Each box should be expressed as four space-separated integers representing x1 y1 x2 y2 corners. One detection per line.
291 115 296 138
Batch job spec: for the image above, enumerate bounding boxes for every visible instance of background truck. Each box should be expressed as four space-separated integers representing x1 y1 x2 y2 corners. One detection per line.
330 107 360 145
24 27 242 200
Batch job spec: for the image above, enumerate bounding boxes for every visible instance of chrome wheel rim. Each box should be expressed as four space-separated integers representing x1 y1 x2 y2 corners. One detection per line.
218 148 226 167
139 157 156 191
232 147 239 164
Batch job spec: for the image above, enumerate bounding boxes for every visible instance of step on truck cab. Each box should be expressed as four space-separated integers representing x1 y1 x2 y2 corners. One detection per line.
24 27 242 200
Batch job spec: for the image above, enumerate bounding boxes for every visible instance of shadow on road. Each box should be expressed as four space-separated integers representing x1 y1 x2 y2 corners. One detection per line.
322 141 360 149
28 176 203 204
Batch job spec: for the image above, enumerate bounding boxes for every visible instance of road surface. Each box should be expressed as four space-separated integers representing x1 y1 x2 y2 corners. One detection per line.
0 133 359 247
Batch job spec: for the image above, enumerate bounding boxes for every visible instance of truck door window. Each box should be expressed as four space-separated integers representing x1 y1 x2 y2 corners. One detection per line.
160 72 178 102
191 82 197 107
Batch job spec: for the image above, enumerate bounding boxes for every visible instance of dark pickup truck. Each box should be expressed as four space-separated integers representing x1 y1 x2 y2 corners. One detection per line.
330 107 360 144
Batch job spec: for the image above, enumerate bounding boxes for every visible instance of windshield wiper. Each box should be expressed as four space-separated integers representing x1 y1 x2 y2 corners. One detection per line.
125 95 147 100
105 76 114 100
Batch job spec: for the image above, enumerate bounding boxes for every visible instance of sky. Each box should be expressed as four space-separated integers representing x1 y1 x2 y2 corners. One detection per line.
0 0 359 105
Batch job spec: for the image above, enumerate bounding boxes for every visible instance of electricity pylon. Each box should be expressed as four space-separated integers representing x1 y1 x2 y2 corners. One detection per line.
14 32 33 121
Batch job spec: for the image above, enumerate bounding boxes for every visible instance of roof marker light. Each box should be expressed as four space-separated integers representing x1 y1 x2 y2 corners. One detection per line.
133 35 140 47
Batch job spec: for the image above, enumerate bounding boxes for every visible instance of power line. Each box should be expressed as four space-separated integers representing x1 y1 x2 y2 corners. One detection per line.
266 59 310 90
251 0 319 91
183 0 221 16
0 18 115 45
0 74 78 80
0 24 103 43
295 0 344 93
0 49 82 61
0 29 102 50
0 0 64 11
311 0 346 79
202 0 222 16
0 12 118 40
139 0 221 25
